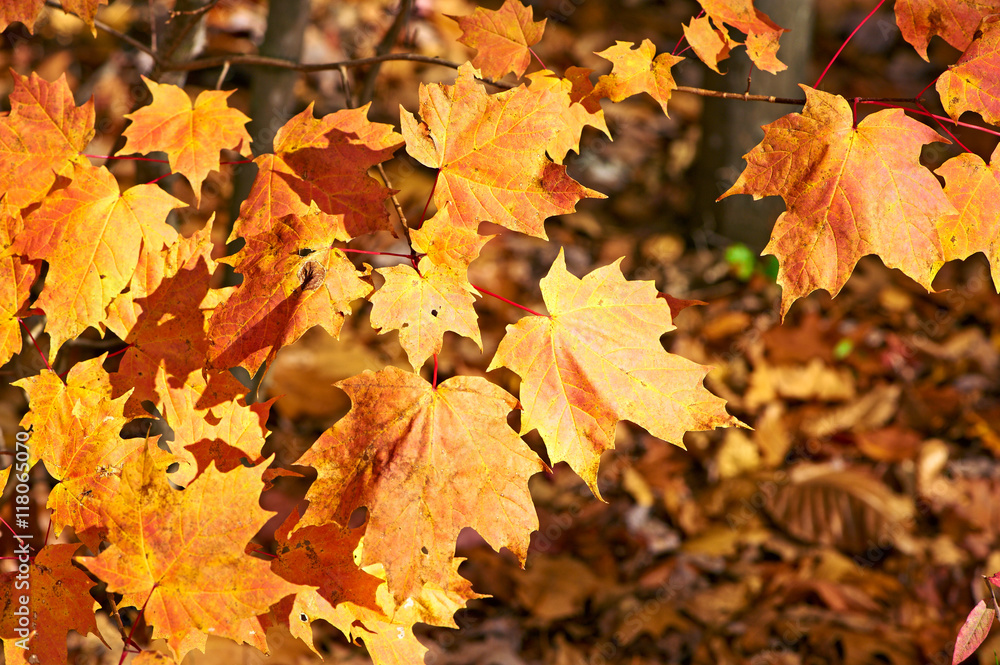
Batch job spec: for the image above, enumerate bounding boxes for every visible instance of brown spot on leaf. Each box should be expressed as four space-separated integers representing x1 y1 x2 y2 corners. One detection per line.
298 260 326 291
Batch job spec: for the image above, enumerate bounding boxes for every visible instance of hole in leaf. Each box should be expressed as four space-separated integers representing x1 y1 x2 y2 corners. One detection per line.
296 248 314 257
430 309 438 317
420 546 429 555
300 613 308 622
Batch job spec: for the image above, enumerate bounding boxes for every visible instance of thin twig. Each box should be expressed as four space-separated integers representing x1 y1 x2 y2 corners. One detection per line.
377 163 412 246
160 0 218 62
338 64 355 109
148 0 158 54
215 60 231 89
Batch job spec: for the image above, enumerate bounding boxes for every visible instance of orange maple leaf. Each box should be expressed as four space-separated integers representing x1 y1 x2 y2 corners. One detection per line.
593 40 685 116
450 0 546 80
104 225 245 419
0 1 43 32
687 0 787 74
0 203 40 366
368 257 481 370
937 14 1000 126
0 544 104 664
295 366 544 603
60 0 108 35
207 210 373 372
682 15 737 75
285 527 481 665
937 143 1000 289
410 204 495 270
400 63 604 239
13 359 156 549
0 71 94 209
720 86 958 315
159 382 273 487
122 77 251 205
488 249 740 498
895 0 1000 60
77 448 302 661
527 67 611 163
236 103 403 241
11 163 186 355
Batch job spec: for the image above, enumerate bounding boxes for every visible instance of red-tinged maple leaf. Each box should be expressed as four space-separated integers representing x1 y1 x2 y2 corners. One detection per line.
936 143 1000 288
989 571 1000 586
369 257 481 370
895 0 1000 60
592 40 685 116
235 103 403 241
411 205 494 270
527 67 611 163
122 77 251 206
953 599 996 664
288 540 480 665
937 14 1000 126
0 0 43 32
450 0 546 80
0 71 94 209
400 62 604 239
0 544 104 664
77 448 303 661
13 359 158 549
104 225 245 419
683 15 737 75
0 203 40 366
488 249 740 498
295 366 544 603
10 162 186 354
207 210 372 373
269 510 384 650
689 0 787 74
719 86 957 315
159 382 274 487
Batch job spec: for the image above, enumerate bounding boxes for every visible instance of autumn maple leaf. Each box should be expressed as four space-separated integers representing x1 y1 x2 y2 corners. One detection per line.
937 14 1000 126
77 446 302 661
410 204 495 270
593 40 685 116
685 0 787 74
488 249 741 498
368 256 481 370
0 1 43 33
236 103 403 241
0 202 40 366
527 67 611 163
720 85 958 315
104 225 246 419
450 0 546 80
0 544 104 664
122 77 251 206
895 0 1000 60
0 71 94 209
13 359 152 549
10 162 186 355
294 366 544 603
400 62 604 239
207 209 372 373
937 143 1000 289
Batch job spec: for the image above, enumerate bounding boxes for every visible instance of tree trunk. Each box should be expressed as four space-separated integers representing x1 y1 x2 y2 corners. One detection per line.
693 0 815 252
